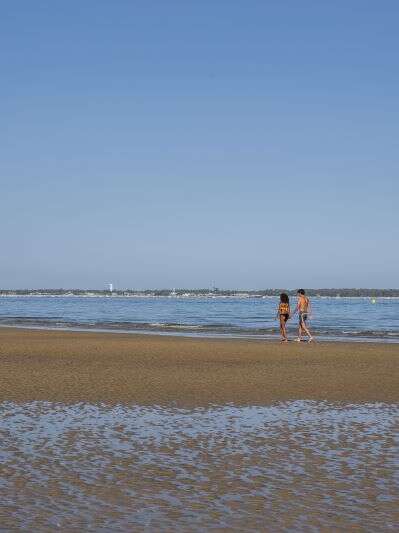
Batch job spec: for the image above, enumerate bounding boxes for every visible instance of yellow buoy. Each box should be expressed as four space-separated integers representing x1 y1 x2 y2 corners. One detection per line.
371 298 376 304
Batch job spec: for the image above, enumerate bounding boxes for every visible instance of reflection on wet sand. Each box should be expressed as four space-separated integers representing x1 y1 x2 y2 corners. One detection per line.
1 401 398 531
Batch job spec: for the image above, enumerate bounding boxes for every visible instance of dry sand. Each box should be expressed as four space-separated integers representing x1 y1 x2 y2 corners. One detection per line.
0 327 398 405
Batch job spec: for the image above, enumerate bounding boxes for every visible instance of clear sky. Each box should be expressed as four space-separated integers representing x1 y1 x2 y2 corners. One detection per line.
1 1 398 289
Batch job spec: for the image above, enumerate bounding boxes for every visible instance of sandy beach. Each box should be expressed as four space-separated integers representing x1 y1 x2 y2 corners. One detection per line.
2 327 398 530
1 327 398 405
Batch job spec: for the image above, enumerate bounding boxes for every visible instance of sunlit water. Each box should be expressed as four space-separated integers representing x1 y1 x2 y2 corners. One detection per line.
1 295 399 341
1 401 398 531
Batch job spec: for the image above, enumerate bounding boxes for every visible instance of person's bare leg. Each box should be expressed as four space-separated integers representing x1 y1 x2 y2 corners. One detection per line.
296 321 303 341
301 320 313 342
280 316 288 342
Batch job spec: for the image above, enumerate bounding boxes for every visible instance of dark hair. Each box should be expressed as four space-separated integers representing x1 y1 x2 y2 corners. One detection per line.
280 293 289 303
297 289 305 295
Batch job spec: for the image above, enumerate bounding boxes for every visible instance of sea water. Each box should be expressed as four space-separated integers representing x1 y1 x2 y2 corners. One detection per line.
0 295 398 342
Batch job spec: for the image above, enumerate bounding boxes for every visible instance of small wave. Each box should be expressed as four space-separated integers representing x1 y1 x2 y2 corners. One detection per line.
1 316 399 341
149 323 203 330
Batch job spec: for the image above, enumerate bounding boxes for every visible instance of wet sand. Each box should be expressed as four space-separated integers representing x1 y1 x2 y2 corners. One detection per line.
2 401 398 530
0 327 398 404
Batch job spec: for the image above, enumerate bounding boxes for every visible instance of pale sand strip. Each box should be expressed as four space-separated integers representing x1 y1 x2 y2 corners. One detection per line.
0 327 398 405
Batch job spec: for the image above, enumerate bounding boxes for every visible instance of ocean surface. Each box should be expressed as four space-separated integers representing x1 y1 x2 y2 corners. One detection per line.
1 400 398 530
0 295 398 342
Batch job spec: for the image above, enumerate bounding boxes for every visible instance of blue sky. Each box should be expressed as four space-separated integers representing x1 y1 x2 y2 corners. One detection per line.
1 1 398 289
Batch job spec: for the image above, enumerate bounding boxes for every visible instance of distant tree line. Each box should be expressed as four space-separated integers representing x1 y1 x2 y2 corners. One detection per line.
1 288 399 297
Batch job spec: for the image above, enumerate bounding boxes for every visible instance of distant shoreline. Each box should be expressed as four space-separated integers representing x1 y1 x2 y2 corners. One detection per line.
2 289 399 297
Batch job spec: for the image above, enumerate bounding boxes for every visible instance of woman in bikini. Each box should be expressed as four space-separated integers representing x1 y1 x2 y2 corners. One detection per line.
277 293 291 342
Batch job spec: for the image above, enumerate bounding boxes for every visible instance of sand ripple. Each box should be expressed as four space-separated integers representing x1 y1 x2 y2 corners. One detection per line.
0 401 398 531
